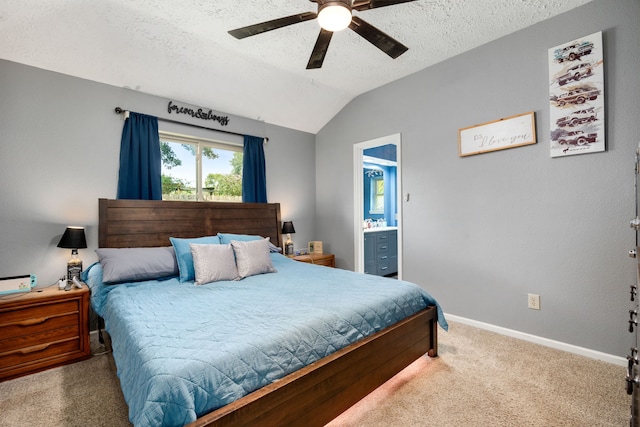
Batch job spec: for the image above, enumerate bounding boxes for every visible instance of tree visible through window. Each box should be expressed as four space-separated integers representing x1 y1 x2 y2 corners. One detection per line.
159 131 243 202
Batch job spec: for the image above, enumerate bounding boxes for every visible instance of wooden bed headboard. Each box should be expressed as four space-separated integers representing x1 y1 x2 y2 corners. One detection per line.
98 199 282 249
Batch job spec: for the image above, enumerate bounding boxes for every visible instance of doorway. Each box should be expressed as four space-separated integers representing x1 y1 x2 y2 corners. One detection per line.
353 134 402 279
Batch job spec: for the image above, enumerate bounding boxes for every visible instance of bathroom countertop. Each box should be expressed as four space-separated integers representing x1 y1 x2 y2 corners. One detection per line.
363 226 398 233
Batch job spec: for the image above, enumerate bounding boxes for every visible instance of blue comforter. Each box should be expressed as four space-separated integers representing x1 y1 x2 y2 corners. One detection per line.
85 254 447 427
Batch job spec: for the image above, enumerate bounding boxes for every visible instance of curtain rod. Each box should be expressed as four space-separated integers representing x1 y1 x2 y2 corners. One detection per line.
113 107 268 142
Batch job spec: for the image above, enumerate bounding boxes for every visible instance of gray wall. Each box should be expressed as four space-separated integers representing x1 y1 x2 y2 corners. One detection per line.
315 0 640 357
1 0 637 358
0 60 316 287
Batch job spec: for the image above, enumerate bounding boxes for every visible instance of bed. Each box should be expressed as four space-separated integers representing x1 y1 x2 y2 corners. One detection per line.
89 198 447 427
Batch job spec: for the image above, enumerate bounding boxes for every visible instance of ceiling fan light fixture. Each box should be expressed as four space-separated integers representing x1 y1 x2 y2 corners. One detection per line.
318 0 352 32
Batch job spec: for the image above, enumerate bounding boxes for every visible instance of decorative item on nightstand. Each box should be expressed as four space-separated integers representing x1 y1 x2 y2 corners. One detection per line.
308 241 323 254
57 226 87 283
282 221 295 256
0 274 36 295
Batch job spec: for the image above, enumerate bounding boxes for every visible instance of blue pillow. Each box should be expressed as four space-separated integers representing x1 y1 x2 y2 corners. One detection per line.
170 236 220 282
217 233 263 244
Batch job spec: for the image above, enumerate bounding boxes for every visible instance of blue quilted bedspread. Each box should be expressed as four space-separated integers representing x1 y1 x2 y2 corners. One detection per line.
85 254 447 427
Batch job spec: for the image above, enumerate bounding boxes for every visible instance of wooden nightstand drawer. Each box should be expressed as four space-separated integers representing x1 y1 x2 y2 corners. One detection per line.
291 253 335 268
0 286 90 381
1 320 79 353
0 336 81 371
1 305 79 341
1 299 79 325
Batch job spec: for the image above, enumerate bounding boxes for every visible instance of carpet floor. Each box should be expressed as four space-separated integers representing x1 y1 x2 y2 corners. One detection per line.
0 321 629 426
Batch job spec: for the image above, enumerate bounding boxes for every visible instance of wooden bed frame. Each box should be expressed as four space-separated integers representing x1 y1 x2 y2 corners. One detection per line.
98 198 439 427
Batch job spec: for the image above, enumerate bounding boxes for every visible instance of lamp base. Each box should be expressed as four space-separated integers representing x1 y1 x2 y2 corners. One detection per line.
67 257 82 284
285 234 294 256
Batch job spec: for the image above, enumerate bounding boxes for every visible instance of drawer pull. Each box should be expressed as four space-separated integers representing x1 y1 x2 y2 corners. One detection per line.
3 312 76 329
380 256 388 260
19 343 51 354
0 337 77 358
380 266 388 270
18 317 48 326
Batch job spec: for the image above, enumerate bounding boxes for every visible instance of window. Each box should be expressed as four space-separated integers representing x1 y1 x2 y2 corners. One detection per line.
159 131 243 202
370 176 384 214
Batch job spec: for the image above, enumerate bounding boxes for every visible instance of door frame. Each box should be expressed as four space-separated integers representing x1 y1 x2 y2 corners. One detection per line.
353 133 402 279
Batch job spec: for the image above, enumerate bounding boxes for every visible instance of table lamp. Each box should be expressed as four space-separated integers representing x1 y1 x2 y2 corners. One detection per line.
57 226 87 283
282 221 295 255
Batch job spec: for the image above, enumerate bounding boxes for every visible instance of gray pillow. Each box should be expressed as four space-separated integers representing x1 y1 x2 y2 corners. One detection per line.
95 247 178 284
190 243 239 285
231 239 277 279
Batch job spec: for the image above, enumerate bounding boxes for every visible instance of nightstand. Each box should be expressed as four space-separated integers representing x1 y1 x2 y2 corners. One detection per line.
0 285 91 381
291 253 335 268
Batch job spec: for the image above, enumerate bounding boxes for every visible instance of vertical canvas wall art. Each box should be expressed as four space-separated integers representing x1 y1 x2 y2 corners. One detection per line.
548 31 604 158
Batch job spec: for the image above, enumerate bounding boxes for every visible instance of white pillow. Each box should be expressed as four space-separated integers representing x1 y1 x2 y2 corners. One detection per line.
190 243 239 285
231 239 277 279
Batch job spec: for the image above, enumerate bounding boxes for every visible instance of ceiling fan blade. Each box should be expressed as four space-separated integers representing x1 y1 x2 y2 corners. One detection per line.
352 0 417 11
229 11 317 39
348 16 408 59
307 29 334 69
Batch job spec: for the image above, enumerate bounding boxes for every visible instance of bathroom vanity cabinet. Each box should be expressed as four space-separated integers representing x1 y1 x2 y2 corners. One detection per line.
364 228 397 277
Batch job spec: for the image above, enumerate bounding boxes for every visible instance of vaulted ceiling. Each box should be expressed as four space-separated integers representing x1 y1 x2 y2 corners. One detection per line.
0 0 593 133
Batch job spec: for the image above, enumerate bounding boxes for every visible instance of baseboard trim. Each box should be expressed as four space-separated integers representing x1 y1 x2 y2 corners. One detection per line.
445 313 626 367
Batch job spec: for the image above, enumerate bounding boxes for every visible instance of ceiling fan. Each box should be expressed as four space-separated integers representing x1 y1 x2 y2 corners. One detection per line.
228 0 418 69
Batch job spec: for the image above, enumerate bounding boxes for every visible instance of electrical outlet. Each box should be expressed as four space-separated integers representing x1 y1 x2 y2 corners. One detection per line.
528 293 540 310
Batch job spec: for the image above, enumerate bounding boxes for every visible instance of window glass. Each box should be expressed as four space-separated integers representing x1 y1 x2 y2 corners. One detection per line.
160 131 242 202
371 176 384 213
161 140 197 200
202 150 243 201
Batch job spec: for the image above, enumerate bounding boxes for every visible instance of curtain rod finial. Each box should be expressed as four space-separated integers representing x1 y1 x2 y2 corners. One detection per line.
115 107 129 119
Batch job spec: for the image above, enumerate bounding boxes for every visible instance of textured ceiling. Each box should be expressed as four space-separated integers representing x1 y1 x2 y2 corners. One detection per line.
0 0 594 133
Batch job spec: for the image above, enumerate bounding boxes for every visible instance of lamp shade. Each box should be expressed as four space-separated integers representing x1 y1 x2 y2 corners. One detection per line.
282 221 296 234
57 226 87 249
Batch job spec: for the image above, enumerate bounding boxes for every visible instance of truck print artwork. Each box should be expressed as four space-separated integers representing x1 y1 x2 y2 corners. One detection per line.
548 31 604 158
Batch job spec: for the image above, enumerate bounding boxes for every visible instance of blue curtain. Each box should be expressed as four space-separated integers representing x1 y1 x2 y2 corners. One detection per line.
116 112 162 200
242 135 267 203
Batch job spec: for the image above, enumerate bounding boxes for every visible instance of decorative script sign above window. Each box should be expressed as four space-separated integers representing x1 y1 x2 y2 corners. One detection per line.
167 101 230 127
